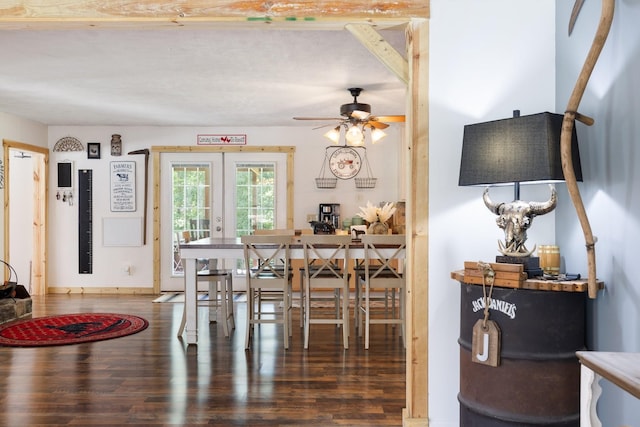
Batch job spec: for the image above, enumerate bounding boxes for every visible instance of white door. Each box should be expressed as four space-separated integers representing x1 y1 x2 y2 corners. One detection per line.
160 151 287 292
160 153 223 291
223 153 288 290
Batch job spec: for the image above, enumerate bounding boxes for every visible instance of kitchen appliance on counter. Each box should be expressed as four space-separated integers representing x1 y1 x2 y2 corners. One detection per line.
318 203 340 230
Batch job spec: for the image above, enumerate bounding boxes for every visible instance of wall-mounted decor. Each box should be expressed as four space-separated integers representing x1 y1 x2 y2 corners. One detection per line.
56 161 74 205
110 161 136 212
57 162 73 188
110 134 122 156
329 146 362 179
197 134 247 145
87 142 101 159
53 136 84 152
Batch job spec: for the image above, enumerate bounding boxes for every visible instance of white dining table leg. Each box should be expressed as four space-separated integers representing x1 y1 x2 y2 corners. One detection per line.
580 364 603 427
184 257 198 345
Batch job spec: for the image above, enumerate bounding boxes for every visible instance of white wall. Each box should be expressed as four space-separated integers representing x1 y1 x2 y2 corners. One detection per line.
429 1 557 425
0 112 47 281
46 125 401 289
556 1 640 425
8 150 34 290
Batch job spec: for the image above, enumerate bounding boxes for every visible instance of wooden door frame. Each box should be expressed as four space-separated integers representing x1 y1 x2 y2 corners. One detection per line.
0 7 430 423
2 139 49 295
151 145 296 294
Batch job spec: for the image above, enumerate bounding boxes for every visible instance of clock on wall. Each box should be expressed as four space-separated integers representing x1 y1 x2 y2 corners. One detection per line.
329 147 362 179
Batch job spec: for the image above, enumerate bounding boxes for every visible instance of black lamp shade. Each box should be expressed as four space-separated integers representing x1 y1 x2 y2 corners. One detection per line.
459 112 582 186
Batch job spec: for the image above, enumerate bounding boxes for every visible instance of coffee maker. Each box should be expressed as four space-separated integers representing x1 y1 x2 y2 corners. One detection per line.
318 203 340 230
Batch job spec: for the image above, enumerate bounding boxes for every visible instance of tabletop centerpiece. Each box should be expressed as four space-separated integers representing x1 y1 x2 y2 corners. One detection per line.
357 201 397 234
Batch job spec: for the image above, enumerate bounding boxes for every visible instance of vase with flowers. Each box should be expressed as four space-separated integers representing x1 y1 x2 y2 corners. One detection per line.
356 201 397 234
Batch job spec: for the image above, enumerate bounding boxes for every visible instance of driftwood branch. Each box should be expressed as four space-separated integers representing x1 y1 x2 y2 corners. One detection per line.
561 0 615 299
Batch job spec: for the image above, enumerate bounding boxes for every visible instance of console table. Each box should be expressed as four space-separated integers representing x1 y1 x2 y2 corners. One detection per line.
576 351 640 427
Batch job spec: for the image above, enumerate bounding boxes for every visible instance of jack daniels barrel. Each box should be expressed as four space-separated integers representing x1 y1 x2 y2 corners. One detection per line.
458 282 586 426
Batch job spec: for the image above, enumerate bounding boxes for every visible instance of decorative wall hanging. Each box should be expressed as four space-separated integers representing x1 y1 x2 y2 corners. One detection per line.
53 136 84 152
315 148 338 189
87 142 101 159
56 161 74 206
110 134 122 156
354 148 377 189
110 161 136 212
197 134 247 145
329 146 362 179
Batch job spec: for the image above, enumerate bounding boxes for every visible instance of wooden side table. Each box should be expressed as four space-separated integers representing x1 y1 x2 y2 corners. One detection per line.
576 351 640 427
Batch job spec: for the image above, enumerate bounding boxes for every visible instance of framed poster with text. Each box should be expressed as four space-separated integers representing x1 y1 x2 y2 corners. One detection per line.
110 161 136 212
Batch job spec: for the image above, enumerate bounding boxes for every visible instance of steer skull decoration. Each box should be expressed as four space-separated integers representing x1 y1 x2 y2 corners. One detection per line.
483 184 557 257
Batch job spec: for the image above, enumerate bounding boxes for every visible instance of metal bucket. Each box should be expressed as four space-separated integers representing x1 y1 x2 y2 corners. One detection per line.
458 283 586 426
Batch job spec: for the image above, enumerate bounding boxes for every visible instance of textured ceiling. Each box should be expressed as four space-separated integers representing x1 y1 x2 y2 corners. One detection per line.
0 27 407 127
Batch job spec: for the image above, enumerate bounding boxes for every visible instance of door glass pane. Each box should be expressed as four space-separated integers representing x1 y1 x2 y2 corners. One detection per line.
172 163 210 275
235 163 276 236
234 162 277 274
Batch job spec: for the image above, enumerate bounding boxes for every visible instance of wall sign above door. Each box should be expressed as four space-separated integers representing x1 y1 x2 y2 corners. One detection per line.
197 134 247 145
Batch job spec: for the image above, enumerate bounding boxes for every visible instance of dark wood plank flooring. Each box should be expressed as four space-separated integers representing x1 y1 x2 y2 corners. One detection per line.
0 294 406 426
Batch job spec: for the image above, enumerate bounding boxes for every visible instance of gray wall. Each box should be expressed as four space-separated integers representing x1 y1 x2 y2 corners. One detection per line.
556 1 640 425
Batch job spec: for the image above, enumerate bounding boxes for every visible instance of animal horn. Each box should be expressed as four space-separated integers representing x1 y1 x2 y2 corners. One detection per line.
483 187 502 214
529 184 558 216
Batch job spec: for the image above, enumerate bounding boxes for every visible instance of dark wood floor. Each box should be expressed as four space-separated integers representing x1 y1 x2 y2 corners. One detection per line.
0 294 406 426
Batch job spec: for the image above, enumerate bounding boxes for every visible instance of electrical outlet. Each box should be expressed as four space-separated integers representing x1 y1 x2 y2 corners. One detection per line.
306 213 317 222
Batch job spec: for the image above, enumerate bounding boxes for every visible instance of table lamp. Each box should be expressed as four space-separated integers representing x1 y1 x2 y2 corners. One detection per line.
459 111 583 261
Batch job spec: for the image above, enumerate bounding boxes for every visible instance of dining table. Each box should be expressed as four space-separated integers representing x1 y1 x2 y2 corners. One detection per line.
178 236 405 345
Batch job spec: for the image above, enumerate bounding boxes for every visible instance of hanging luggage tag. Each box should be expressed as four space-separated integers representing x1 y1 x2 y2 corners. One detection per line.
472 318 501 367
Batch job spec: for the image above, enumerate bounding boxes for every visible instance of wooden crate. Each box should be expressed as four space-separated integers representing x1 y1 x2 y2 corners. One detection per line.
462 261 526 289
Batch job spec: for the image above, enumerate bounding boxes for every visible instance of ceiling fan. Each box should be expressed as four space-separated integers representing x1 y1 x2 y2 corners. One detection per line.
293 88 405 145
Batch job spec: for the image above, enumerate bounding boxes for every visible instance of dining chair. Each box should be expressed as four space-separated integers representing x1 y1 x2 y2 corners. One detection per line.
251 229 298 320
300 234 351 349
177 259 235 337
242 234 293 350
357 234 406 349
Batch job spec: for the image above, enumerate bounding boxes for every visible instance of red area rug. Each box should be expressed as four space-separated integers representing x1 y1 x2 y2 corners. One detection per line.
0 313 148 347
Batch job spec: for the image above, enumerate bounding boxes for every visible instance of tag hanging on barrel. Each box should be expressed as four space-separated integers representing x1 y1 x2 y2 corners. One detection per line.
472 319 501 367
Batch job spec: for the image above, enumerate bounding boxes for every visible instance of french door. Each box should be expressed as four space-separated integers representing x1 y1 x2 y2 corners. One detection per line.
160 151 287 291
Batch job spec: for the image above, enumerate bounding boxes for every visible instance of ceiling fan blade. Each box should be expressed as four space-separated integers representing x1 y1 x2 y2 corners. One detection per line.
368 121 389 129
311 123 343 130
372 115 405 122
351 110 371 120
293 117 342 121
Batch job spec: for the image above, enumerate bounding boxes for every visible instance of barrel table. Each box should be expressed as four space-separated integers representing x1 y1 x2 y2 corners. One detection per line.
451 270 599 426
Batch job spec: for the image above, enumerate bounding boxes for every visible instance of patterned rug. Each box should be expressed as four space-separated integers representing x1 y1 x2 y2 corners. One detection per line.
0 313 148 347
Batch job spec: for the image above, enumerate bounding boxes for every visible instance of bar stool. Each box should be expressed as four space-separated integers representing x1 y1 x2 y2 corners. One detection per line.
357 234 406 349
300 234 351 349
178 259 235 337
242 234 293 349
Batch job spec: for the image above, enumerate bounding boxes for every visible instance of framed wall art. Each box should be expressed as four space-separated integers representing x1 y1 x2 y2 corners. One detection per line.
110 161 136 212
87 142 101 159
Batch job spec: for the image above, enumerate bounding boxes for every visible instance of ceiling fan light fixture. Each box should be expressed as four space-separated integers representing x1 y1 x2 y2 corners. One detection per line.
344 125 364 146
345 124 364 145
370 127 387 143
324 126 341 144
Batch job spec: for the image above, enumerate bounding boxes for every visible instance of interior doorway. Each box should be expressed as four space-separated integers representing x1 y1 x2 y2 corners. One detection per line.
3 140 48 295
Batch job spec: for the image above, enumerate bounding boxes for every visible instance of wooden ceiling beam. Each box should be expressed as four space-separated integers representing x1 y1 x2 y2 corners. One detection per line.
0 1 429 29
345 23 409 85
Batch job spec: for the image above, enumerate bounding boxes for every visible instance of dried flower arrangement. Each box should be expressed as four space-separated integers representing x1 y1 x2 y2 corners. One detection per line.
356 201 397 224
